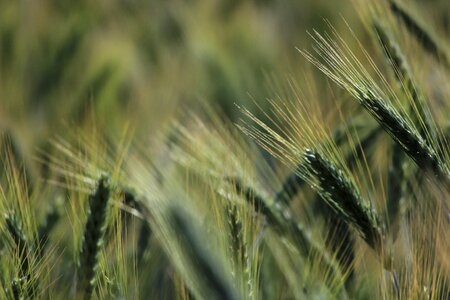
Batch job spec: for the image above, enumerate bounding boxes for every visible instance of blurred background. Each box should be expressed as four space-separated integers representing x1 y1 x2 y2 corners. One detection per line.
0 0 448 156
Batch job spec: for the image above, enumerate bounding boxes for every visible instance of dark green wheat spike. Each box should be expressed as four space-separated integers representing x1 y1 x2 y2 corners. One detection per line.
303 149 384 252
275 118 380 206
356 89 450 188
77 175 111 300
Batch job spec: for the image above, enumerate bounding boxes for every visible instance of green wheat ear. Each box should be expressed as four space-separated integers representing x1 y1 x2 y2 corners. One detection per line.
358 89 449 187
303 149 384 253
372 23 432 239
275 117 380 206
77 175 111 300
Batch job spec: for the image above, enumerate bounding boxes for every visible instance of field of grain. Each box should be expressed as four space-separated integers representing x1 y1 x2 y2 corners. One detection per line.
0 0 449 299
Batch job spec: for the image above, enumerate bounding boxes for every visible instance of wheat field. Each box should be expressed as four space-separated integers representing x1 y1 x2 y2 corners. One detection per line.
0 0 449 299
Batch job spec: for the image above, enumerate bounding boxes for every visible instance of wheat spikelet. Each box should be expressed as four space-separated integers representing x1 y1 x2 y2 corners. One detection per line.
226 204 245 269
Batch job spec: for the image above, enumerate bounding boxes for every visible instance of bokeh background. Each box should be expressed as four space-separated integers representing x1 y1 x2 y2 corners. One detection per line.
0 0 448 155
